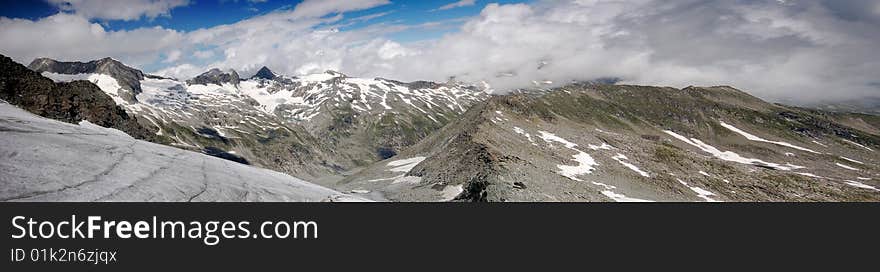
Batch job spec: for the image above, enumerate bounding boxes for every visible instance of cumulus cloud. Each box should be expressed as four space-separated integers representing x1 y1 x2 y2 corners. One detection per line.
0 13 183 67
163 49 181 63
2 0 879 104
46 0 190 21
432 0 477 11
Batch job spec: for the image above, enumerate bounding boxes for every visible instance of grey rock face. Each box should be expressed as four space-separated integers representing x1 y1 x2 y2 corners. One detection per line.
27 57 145 103
186 68 240 86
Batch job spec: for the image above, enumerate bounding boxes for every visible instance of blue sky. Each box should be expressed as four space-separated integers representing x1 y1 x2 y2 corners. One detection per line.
0 0 535 74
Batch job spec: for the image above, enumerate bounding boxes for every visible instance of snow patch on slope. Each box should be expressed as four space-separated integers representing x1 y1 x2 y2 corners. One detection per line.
842 139 874 152
663 130 804 171
719 121 818 154
600 191 653 202
611 154 650 177
677 179 720 202
835 163 860 171
42 72 128 105
513 126 537 145
843 180 879 191
440 185 463 201
840 157 864 165
387 156 427 172
538 131 598 180
537 131 650 202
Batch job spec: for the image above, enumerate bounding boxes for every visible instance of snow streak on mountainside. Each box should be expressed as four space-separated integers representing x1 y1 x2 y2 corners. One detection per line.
36 58 486 179
338 84 880 202
0 101 367 202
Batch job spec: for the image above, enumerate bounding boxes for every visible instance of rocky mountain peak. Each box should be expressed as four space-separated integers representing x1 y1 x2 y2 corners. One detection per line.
252 66 276 80
187 68 240 86
26 57 145 104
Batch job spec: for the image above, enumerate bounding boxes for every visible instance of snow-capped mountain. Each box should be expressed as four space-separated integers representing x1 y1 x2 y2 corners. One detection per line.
237 68 486 167
4 54 879 202
30 57 486 179
29 57 145 104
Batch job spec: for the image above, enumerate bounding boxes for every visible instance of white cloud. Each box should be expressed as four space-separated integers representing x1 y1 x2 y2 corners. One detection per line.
163 49 181 63
0 13 183 67
46 0 190 21
2 0 879 105
154 63 202 79
433 0 476 11
289 0 391 19
193 50 214 59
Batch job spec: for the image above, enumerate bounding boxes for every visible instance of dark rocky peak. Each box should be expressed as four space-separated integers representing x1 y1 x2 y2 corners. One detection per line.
251 66 276 80
187 68 240 86
27 57 145 104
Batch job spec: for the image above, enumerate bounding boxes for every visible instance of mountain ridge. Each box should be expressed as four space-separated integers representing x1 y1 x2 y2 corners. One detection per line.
0 54 155 141
5 54 879 202
28 57 145 104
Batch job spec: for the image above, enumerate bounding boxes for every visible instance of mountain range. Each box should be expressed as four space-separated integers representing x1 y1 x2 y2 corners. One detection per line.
1 54 878 201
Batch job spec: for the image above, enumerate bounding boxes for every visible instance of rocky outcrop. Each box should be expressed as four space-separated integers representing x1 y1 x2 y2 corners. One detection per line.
0 54 155 141
27 57 144 103
251 66 276 80
186 68 240 86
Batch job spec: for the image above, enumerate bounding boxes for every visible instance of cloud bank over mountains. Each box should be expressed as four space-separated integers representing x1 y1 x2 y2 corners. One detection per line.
1 0 879 104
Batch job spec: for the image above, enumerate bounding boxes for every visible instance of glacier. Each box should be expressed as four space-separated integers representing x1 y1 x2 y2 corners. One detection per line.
0 101 367 202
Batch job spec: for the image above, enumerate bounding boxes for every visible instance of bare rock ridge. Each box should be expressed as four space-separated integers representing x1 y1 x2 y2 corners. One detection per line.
186 68 240 86
28 57 145 103
338 84 880 202
0 54 155 141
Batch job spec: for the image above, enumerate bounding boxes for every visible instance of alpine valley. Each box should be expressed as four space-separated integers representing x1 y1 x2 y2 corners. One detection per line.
2 54 878 202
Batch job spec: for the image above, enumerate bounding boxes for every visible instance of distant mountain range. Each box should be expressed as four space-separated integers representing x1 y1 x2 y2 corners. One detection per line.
1 54 878 201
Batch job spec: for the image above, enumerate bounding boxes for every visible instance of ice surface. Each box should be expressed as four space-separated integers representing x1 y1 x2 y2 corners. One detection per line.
0 102 366 202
